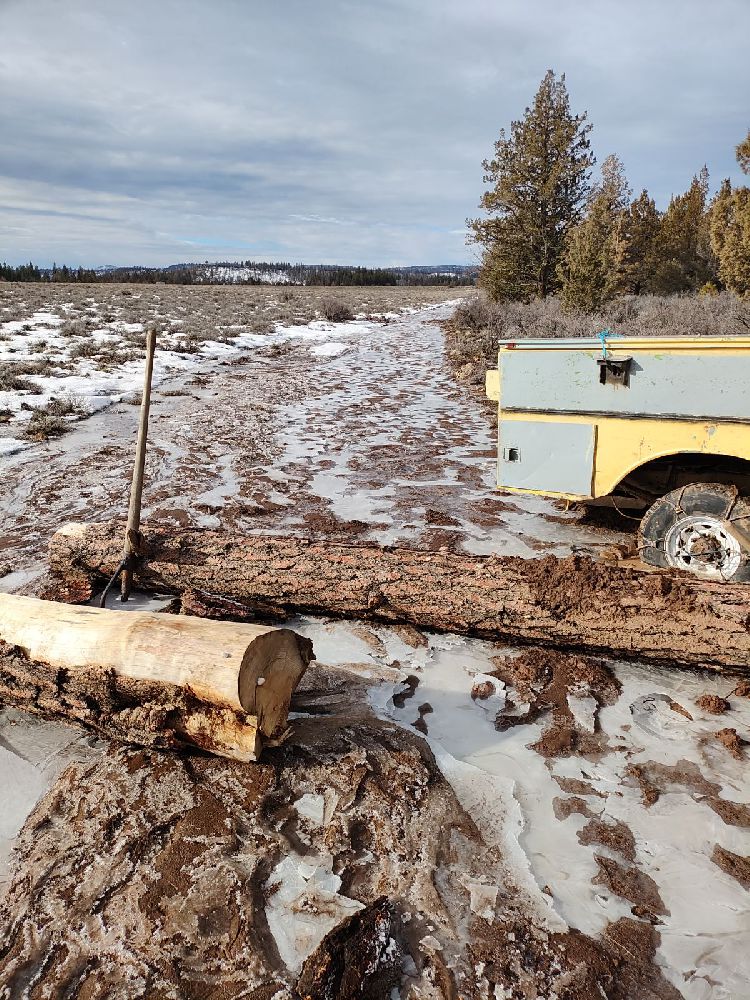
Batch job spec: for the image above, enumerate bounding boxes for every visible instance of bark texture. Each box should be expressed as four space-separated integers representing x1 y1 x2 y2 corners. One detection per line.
49 521 750 670
0 639 267 760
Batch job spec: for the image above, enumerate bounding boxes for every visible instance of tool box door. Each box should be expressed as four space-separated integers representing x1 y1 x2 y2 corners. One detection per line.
498 420 595 496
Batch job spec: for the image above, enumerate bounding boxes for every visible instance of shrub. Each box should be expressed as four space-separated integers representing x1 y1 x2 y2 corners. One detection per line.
445 291 750 384
320 297 354 322
60 319 88 337
45 393 88 417
248 315 275 334
23 409 67 441
0 363 42 393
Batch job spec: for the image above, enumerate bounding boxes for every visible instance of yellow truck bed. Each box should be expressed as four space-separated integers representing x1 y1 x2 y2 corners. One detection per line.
486 335 750 502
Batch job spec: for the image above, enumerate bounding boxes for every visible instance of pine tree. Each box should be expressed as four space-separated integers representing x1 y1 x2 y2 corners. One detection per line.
469 70 594 301
558 154 631 310
652 168 716 292
608 190 663 295
709 136 750 298
737 130 750 174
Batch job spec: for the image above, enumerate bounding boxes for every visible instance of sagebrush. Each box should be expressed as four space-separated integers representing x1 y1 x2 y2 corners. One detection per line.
445 291 750 383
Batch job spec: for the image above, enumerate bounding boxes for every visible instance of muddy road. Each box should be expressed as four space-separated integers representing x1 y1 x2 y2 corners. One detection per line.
0 302 625 593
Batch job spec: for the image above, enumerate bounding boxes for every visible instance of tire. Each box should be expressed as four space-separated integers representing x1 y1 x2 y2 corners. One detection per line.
638 482 750 582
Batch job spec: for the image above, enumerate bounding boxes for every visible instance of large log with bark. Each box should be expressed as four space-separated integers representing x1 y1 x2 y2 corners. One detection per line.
0 593 313 760
47 521 750 671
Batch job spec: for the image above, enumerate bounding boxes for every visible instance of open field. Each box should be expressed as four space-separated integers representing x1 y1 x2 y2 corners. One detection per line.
0 287 748 999
0 282 462 450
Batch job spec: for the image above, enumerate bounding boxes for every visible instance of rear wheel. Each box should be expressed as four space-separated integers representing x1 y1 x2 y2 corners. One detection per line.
638 483 750 582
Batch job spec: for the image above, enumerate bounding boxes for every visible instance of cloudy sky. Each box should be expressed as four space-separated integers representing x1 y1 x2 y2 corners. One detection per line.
1 0 748 268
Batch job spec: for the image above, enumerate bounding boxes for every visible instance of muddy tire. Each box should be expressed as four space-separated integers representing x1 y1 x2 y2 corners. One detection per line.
639 483 750 582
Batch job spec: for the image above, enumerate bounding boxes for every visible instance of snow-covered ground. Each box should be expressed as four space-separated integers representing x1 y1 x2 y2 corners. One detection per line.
289 616 750 1000
0 302 426 451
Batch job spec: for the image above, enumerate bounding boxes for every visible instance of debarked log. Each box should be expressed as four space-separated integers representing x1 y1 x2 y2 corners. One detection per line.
47 521 750 671
0 593 313 760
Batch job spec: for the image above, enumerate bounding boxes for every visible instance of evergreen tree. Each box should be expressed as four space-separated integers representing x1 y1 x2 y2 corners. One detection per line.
611 189 663 294
709 137 750 298
652 168 716 292
469 70 594 301
558 154 631 310
737 130 750 174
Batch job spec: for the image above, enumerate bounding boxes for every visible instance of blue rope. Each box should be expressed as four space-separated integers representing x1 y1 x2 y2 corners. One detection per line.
597 328 622 358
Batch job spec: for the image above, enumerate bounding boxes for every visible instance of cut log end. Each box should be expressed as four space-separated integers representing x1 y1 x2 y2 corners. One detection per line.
0 594 313 761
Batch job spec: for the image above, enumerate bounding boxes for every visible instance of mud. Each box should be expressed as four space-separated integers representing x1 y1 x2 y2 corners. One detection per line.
715 727 745 759
627 759 750 825
578 818 637 863
711 845 750 890
593 856 668 922
0 705 683 1000
696 693 730 714
492 649 621 759
468 916 681 1000
553 796 594 821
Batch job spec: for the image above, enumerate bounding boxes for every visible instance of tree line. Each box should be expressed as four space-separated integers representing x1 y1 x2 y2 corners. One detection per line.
469 70 750 308
0 260 475 287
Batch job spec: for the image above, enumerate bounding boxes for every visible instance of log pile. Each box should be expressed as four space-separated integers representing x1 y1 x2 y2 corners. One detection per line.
48 521 750 671
0 593 313 760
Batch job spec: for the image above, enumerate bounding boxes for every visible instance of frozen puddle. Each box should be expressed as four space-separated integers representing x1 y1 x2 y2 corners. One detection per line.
289 615 750 1000
0 709 101 894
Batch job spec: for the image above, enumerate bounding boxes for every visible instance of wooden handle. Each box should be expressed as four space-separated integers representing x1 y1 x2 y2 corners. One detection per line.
121 326 157 600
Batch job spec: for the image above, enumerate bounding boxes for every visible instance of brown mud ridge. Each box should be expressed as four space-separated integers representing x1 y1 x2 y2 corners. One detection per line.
0 666 681 1000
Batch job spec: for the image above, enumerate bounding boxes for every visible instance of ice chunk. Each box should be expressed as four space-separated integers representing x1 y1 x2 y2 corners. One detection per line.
567 692 598 734
265 854 364 971
294 792 326 826
465 880 499 921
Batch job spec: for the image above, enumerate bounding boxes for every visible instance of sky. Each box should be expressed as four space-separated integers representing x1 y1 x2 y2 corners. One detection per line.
1 0 749 268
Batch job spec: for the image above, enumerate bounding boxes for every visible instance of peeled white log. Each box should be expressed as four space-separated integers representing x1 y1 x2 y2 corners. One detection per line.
0 593 313 760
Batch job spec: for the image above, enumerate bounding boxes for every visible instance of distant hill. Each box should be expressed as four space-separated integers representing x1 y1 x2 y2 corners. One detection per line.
98 261 478 287
2 260 478 286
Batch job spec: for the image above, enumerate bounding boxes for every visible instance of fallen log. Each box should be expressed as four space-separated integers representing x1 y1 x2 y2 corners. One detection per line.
48 521 750 671
0 593 313 760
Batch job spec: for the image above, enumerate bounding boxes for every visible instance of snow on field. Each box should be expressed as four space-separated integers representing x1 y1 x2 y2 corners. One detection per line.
0 305 411 451
196 265 297 284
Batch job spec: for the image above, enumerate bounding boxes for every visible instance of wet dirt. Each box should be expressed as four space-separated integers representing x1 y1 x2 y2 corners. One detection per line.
491 649 621 759
711 845 750 890
696 693 730 715
0 696 685 1000
1 303 628 594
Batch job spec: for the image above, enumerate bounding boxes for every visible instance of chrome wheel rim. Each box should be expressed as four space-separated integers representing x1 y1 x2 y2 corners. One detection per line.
664 514 742 580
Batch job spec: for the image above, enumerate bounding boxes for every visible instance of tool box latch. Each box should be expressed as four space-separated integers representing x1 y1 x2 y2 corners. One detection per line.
597 356 633 387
